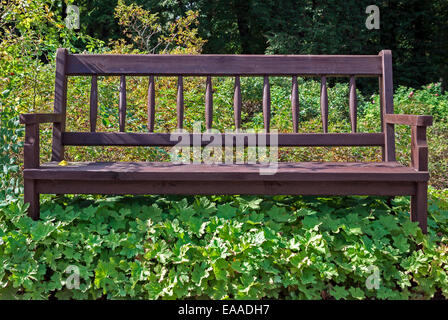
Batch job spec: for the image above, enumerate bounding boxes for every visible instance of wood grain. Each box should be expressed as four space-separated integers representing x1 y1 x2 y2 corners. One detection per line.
291 76 299 133
89 76 98 132
66 54 383 76
62 132 386 147
147 75 155 132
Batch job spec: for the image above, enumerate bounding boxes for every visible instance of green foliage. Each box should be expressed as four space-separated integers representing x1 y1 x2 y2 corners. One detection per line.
67 0 448 90
0 192 447 300
1 0 447 301
114 0 205 53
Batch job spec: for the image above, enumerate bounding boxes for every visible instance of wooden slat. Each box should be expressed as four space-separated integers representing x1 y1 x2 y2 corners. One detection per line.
51 48 68 161
291 76 299 133
24 179 39 220
20 113 62 124
411 182 428 233
349 76 357 133
380 50 396 161
147 75 155 132
89 76 98 132
26 161 428 183
205 76 213 130
36 180 416 197
411 126 428 171
233 76 242 130
62 132 385 147
24 123 40 168
320 76 328 133
263 76 271 133
379 76 385 161
119 75 126 132
177 76 184 129
384 114 433 127
66 54 383 76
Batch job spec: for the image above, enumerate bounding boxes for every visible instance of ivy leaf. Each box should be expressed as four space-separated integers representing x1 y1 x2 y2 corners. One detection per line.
30 222 56 242
349 287 366 300
212 258 229 281
216 204 237 219
330 285 349 300
267 206 294 223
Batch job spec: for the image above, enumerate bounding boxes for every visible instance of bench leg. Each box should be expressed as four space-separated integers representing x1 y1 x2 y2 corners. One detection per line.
411 182 428 234
24 179 40 220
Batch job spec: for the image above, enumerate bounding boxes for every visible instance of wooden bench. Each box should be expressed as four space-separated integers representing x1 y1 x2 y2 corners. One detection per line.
20 49 433 233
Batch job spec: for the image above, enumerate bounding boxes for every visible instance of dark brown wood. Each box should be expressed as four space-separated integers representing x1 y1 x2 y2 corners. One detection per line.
51 48 68 162
385 114 433 127
24 123 39 169
119 75 126 132
147 75 155 132
35 180 415 197
380 50 396 161
21 49 432 233
379 76 385 161
89 76 98 132
24 179 39 220
263 76 270 133
411 182 428 233
62 132 385 147
205 76 213 130
349 76 357 133
291 76 299 133
411 126 429 171
177 76 184 129
26 161 428 182
234 76 242 130
320 76 328 133
66 54 383 76
20 113 62 124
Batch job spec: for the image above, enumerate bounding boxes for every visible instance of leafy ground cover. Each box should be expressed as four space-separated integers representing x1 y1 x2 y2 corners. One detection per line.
1 190 447 300
1 1 447 300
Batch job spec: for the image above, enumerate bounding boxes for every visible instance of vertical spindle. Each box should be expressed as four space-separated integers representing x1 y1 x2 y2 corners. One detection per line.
263 76 271 133
177 76 184 129
89 76 98 132
320 76 328 133
119 75 126 132
234 76 242 131
205 76 213 131
291 75 299 133
349 76 357 133
147 76 155 132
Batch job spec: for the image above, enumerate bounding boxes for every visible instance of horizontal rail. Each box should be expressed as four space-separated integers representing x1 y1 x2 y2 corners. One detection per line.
384 114 433 127
65 54 382 76
62 132 385 147
35 180 416 196
20 113 63 124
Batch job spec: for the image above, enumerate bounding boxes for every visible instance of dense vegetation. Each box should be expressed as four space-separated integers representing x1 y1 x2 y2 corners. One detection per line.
0 0 447 300
51 0 448 90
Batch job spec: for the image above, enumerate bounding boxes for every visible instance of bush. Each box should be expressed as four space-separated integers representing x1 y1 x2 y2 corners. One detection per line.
0 191 447 300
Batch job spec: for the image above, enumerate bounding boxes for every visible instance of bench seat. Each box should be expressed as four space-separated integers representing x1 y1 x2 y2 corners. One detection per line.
23 162 427 198
25 161 428 182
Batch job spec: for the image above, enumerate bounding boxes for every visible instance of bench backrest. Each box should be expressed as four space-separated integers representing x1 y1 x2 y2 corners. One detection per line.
51 49 396 162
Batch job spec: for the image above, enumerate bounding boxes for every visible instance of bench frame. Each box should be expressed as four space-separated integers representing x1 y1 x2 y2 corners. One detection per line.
20 49 433 233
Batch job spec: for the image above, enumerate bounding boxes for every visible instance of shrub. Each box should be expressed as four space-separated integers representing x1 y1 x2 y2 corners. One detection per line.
0 191 447 300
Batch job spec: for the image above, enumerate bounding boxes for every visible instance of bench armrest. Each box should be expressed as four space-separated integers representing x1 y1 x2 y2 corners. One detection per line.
20 113 62 168
384 114 433 127
20 113 62 124
384 114 431 172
